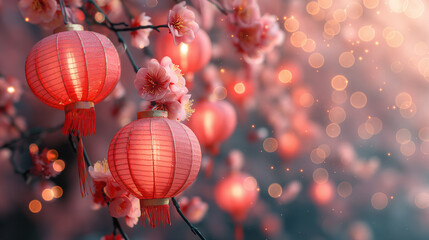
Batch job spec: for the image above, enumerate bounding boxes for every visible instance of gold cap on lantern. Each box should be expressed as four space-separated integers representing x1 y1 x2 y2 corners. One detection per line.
54 24 84 33
137 110 168 119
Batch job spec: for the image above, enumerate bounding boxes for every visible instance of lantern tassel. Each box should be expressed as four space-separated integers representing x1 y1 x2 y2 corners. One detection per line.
77 137 90 197
63 102 96 137
140 199 171 228
234 223 243 240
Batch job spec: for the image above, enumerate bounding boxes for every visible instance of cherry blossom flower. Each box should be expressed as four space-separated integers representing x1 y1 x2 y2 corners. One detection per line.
178 196 208 223
109 196 132 218
233 20 263 61
88 159 111 182
258 14 284 53
167 1 199 45
130 12 152 49
134 59 171 101
224 0 261 25
125 196 141 227
18 0 57 24
160 56 188 96
104 179 124 199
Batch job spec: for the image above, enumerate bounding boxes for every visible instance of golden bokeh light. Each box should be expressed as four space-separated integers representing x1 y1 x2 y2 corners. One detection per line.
324 20 341 36
358 123 373 140
339 52 355 68
268 183 283 198
417 58 429 80
46 149 58 161
363 0 379 9
29 143 39 155
400 141 416 156
400 103 417 119
42 188 54 201
395 92 412 109
29 200 42 213
329 106 346 123
234 82 246 94
331 75 348 91
313 168 329 184
346 2 363 19
52 186 63 198
53 159 65 172
243 176 258 191
311 148 325 164
306 1 320 15
337 181 352 198
263 138 279 153
404 0 424 19
350 91 367 109
146 0 158 8
308 52 325 68
385 30 404 48
278 69 293 83
333 9 347 22
302 38 316 52
213 86 227 100
358 25 376 42
371 192 388 210
420 142 429 155
419 127 429 141
290 31 307 48
284 17 299 32
396 128 411 144
318 0 332 9
365 117 383 135
326 123 341 138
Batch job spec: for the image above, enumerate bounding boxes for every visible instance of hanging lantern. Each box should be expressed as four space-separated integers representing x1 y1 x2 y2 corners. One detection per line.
154 29 211 74
187 100 237 155
277 131 300 161
214 172 258 240
108 110 201 227
25 24 121 195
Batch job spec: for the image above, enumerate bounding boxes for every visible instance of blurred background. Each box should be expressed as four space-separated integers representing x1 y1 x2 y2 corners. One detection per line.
2 0 429 239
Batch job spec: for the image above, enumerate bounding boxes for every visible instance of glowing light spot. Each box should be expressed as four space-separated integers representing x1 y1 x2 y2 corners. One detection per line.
52 186 63 198
42 188 54 201
284 17 299 32
220 68 225 73
263 138 278 153
299 92 314 108
333 9 347 22
358 25 376 42
365 117 383 135
318 0 332 9
306 1 320 15
234 82 246 94
243 176 258 191
363 0 379 9
29 143 39 155
386 31 404 48
339 52 355 68
326 123 341 138
401 141 416 156
415 192 429 209
419 127 429 141
400 103 417 119
396 128 411 144
213 86 227 100
311 148 326 164
346 2 363 19
146 0 158 8
404 0 425 18
331 90 348 104
290 31 307 47
350 91 367 109
337 181 352 198
329 107 346 123
308 52 325 68
313 168 329 184
94 12 105 23
29 200 42 213
395 92 412 109
358 123 373 139
371 192 388 210
302 38 316 52
389 0 408 12
53 159 65 172
420 141 429 154
268 183 283 198
46 149 58 161
7 86 15 93
324 20 341 36
278 69 293 83
417 58 429 80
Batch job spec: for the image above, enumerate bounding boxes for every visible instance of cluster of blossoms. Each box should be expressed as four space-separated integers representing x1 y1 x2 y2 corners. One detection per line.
29 148 61 178
134 56 193 121
89 159 141 228
177 196 209 223
130 1 199 49
223 0 284 63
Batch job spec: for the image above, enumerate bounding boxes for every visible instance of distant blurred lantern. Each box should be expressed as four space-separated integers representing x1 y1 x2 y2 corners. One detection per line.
108 110 201 227
154 29 211 74
310 181 334 205
214 172 258 240
277 131 300 161
25 24 121 196
226 80 255 106
187 100 237 155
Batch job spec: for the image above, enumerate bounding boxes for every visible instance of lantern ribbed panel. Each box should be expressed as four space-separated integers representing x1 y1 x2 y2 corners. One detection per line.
108 116 201 200
25 30 120 110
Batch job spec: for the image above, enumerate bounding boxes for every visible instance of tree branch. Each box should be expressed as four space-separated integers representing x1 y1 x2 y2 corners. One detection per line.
172 197 206 240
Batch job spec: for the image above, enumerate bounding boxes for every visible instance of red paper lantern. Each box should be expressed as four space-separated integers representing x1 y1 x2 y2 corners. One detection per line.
154 29 211 74
214 172 258 221
25 24 121 195
108 110 201 227
187 100 237 154
277 131 300 161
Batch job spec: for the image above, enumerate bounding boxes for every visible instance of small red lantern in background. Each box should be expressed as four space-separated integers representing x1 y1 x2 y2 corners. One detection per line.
25 24 121 195
154 29 211 82
277 131 301 161
187 100 237 155
310 181 334 205
226 79 255 107
214 172 259 240
108 111 201 227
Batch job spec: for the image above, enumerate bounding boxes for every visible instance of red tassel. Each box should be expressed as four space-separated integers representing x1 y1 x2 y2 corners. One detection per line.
140 199 171 228
78 137 90 197
234 223 244 240
63 102 96 137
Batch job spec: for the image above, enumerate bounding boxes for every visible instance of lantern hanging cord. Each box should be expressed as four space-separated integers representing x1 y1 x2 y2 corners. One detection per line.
58 0 70 25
